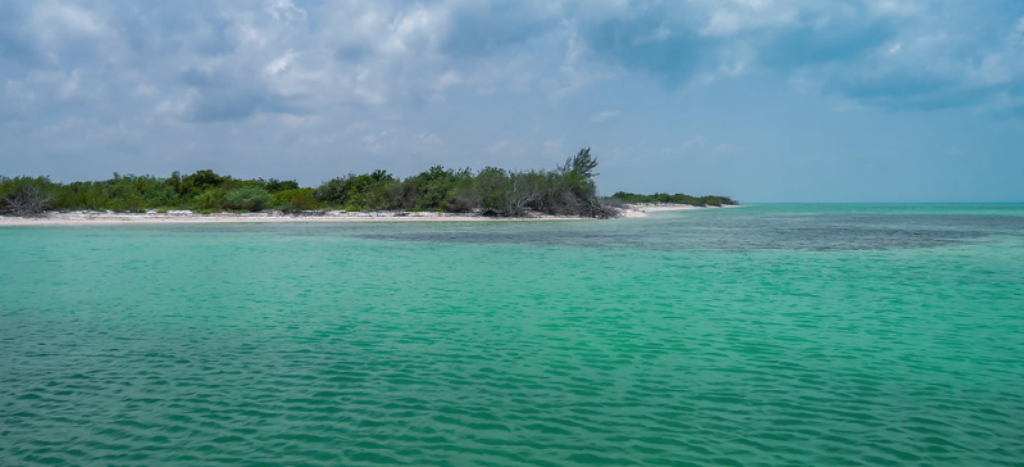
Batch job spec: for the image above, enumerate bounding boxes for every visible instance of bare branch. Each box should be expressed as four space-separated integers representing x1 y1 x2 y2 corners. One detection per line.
3 186 52 217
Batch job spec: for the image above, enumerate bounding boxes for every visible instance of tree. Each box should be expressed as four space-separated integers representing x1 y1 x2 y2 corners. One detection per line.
273 188 319 212
554 147 613 217
410 166 460 211
177 169 227 199
262 178 300 193
558 147 599 179
503 172 538 217
474 166 509 214
315 170 397 210
470 167 538 216
1 176 54 216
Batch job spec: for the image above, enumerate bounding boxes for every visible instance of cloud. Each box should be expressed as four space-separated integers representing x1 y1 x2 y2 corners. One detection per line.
581 13 712 89
591 110 619 122
1 0 1023 192
185 92 296 123
4 0 1022 126
568 1 1024 112
440 0 563 58
542 136 565 156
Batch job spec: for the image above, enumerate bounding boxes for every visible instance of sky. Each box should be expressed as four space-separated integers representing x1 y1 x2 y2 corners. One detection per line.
2 0 1023 202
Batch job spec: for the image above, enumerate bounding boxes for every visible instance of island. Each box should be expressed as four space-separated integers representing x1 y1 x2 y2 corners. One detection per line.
1 148 737 225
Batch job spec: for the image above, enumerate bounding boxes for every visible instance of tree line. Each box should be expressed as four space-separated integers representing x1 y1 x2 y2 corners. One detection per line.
611 192 737 206
1 149 735 218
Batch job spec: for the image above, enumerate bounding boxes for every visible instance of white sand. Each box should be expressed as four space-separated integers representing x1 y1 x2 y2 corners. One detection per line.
0 210 582 226
618 203 707 218
0 205 735 226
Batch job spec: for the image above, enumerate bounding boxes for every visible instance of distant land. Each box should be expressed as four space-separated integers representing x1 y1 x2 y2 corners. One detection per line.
0 149 736 222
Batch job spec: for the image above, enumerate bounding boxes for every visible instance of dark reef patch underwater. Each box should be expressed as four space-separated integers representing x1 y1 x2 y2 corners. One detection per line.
359 205 1024 251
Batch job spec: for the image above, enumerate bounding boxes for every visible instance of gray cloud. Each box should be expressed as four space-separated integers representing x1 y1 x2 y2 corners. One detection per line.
440 0 563 58
1 0 1023 197
4 0 1023 124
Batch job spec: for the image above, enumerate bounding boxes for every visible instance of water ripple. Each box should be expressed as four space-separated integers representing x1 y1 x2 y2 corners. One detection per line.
2 206 1024 465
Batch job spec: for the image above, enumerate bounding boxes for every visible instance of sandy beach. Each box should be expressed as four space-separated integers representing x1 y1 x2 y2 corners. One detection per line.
617 203 712 218
0 204 729 226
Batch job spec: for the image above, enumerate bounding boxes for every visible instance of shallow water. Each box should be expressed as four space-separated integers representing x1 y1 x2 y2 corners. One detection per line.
2 205 1023 466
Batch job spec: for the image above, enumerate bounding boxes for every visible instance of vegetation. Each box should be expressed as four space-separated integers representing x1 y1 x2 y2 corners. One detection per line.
0 176 54 216
0 171 301 215
610 191 738 206
1 148 735 218
272 188 318 213
223 187 274 212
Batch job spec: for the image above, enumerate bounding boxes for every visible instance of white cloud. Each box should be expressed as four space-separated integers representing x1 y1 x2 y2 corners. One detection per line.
133 84 158 98
679 136 708 152
865 0 924 16
264 50 296 75
418 131 443 146
591 110 619 123
29 3 108 40
696 0 804 36
543 137 565 156
971 54 1012 86
5 80 36 102
714 143 745 155
155 89 197 117
1 0 1023 189
4 0 1021 124
437 71 463 89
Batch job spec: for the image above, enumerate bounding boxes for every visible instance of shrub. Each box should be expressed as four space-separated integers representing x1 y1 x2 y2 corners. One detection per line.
193 188 226 210
177 169 228 199
223 186 273 211
610 191 737 206
273 188 319 213
406 166 471 211
53 181 108 210
108 194 146 212
0 148 719 219
263 178 299 193
315 170 397 211
473 167 508 214
1 176 56 216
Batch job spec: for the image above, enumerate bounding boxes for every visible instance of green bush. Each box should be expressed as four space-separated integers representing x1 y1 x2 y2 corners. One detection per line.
177 169 227 199
315 170 397 211
53 182 107 210
223 186 273 211
473 167 509 214
610 191 737 206
314 176 351 206
193 188 226 210
108 193 146 212
262 178 299 193
0 148 722 218
410 166 458 211
1 176 57 215
273 188 319 212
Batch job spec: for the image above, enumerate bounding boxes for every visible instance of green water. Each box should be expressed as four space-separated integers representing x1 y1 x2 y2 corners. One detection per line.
2 205 1023 466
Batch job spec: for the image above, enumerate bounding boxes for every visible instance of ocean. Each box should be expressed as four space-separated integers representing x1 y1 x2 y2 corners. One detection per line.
2 205 1022 466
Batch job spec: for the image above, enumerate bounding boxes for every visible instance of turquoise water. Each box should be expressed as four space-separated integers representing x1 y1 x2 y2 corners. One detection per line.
2 205 1023 466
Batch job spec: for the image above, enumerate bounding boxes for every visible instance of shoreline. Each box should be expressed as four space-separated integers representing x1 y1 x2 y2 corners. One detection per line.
0 204 733 226
617 203 727 218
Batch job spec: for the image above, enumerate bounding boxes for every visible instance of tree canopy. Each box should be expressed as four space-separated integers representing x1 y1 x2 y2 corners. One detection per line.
1 149 734 217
